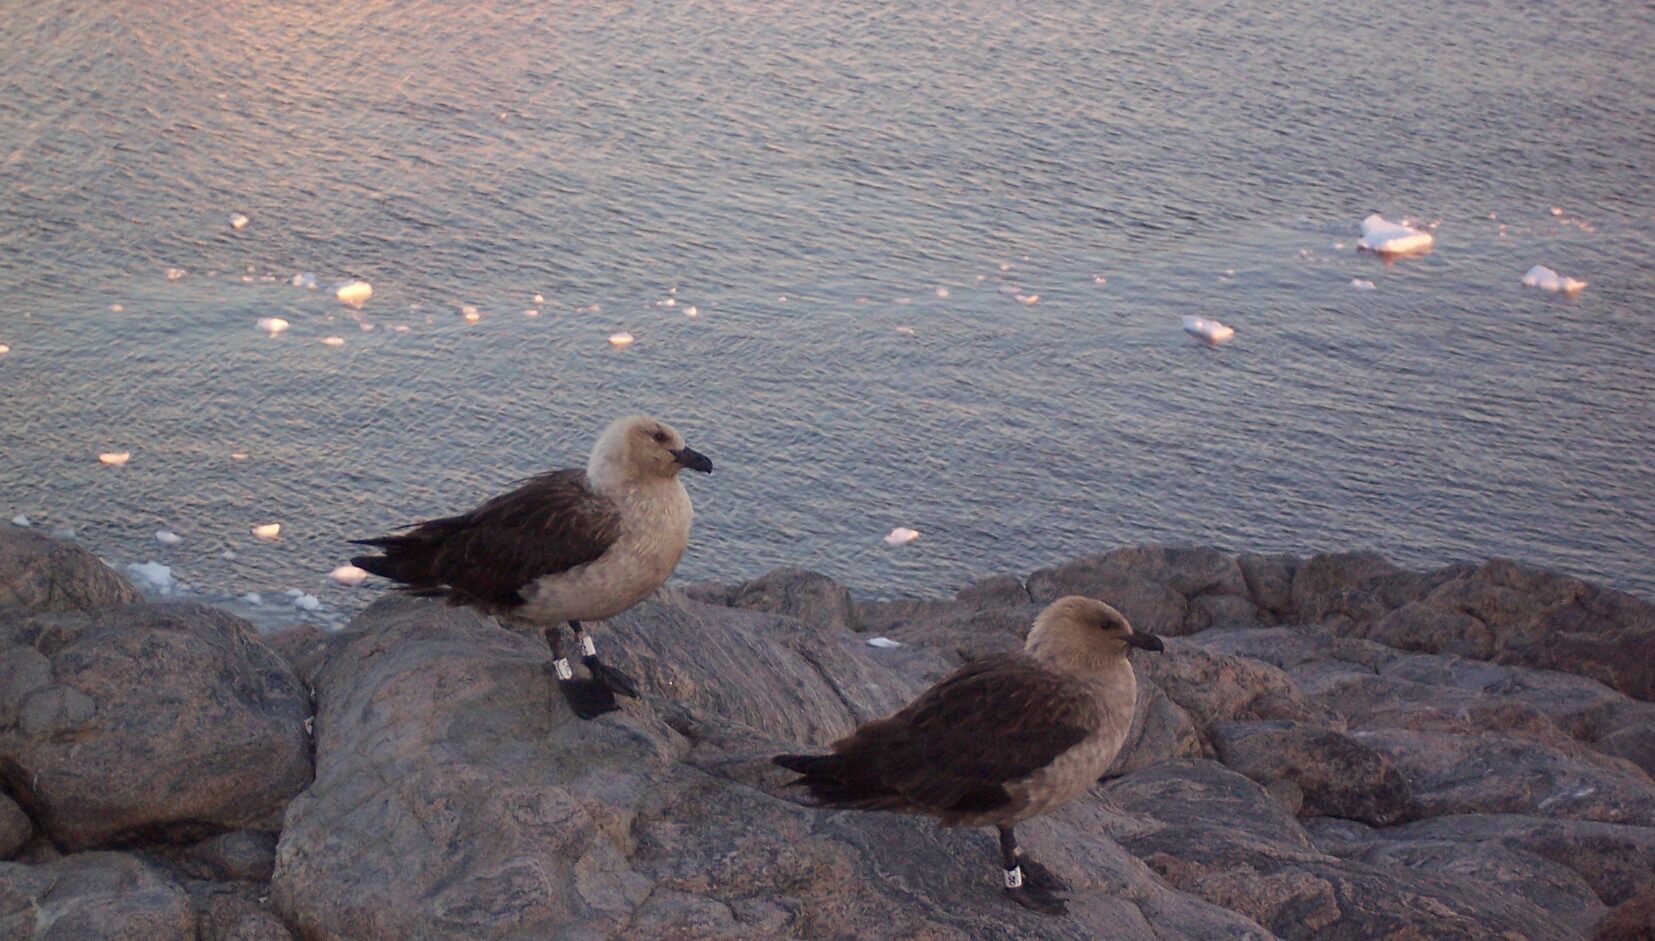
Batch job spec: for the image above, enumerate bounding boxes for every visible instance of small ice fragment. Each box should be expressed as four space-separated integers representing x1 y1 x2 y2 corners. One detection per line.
1351 279 1377 291
522 309 539 317
1356 213 1434 255
51 526 76 539
359 322 375 332
230 452 249 460
0 343 9 355
392 324 410 333
656 297 677 308
1521 265 1587 295
322 336 345 346
1015 294 1040 305
110 304 124 312
292 272 318 289
292 593 321 611
240 592 262 605
221 549 237 560
256 316 290 336
335 280 374 308
935 287 950 298
155 529 183 546
895 326 916 336
608 331 635 348
533 293 544 303
1182 316 1237 343
998 284 1019 295
866 636 902 649
461 305 481 323
229 212 250 230
684 306 698 318
165 267 187 281
10 514 30 527
884 527 920 546
1550 207 1564 216
251 523 282 541
329 564 370 586
284 588 303 597
1093 276 1108 285
127 561 175 592
99 451 131 466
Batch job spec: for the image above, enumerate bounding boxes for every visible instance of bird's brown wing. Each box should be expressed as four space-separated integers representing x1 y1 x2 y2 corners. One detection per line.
834 654 1101 818
351 469 622 612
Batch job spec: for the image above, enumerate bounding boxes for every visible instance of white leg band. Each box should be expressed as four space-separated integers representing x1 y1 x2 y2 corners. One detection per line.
580 635 597 658
553 658 573 680
1003 866 1024 889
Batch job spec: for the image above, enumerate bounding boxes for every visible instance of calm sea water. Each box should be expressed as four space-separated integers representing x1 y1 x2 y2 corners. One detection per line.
2 0 1651 628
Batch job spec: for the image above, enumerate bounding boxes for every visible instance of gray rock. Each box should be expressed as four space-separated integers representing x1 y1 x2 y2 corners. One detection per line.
1102 760 1579 941
0 527 141 614
1592 885 1655 941
183 830 279 883
1237 553 1300 619
1213 722 1414 825
681 566 860 633
1382 814 1655 907
0 603 312 850
953 572 1030 608
1028 545 1250 636
1348 838 1607 935
188 881 295 941
1135 642 1312 746
0 795 28 860
0 852 196 939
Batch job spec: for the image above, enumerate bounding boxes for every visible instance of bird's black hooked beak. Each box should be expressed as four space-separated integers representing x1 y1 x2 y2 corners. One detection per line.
1125 630 1165 652
670 446 714 473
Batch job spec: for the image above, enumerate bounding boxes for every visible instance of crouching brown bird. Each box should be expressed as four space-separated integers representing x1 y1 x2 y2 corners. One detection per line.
351 414 713 719
773 596 1163 914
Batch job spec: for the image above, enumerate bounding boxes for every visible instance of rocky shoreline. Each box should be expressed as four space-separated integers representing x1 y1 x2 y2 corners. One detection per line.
2 528 1652 939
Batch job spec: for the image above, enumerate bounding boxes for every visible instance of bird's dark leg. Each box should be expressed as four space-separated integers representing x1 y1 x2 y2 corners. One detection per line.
998 824 1068 915
569 620 640 700
544 625 573 681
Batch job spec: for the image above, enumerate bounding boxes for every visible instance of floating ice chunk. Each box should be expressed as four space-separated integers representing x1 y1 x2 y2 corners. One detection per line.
292 593 321 611
461 305 481 323
165 267 187 281
221 549 237 560
335 281 374 308
251 523 282 541
895 326 916 336
1093 276 1109 285
229 212 250 230
998 284 1019 296
533 293 544 303
240 592 262 605
522 309 539 317
866 636 902 649
1182 316 1236 343
1357 214 1434 255
51 526 76 539
656 297 677 308
322 336 345 346
1550 207 1564 216
110 304 124 312
127 561 175 593
329 564 370 586
684 306 698 318
99 451 131 466
935 287 950 298
884 527 920 546
10 514 29 527
256 317 290 336
1351 279 1377 291
608 331 635 348
230 452 249 460
1015 294 1040 305
292 272 318 289
0 343 8 355
155 529 183 546
1521 265 1587 295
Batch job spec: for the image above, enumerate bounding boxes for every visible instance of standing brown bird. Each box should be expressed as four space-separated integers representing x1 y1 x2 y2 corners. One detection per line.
351 414 713 719
773 596 1163 914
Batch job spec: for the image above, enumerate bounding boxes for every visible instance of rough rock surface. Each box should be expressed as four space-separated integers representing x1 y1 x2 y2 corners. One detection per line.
0 527 141 614
2 534 1652 939
0 602 313 850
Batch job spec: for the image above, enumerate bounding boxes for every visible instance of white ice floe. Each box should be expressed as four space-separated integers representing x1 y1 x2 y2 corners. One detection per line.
127 561 176 594
251 523 282 541
1521 265 1587 295
461 305 481 323
684 306 699 318
292 272 318 289
1356 213 1434 255
335 281 374 308
10 515 29 527
608 331 635 348
1182 316 1237 343
99 451 131 466
895 326 916 336
1015 294 1040 305
1351 279 1377 291
155 529 183 546
229 212 250 230
866 636 903 649
936 287 950 298
322 336 345 346
256 317 290 336
533 294 545 303
329 564 370 586
292 593 321 611
165 268 187 281
522 309 540 317
884 527 920 546
240 592 262 605
0 343 9 355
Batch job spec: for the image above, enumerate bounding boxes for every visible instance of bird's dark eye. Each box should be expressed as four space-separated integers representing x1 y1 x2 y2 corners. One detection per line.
652 431 668 443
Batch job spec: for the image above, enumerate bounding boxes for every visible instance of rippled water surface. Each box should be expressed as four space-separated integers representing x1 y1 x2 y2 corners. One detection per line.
3 0 1652 626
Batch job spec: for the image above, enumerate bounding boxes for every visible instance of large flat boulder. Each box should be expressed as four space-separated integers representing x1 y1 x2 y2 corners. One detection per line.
0 528 140 614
